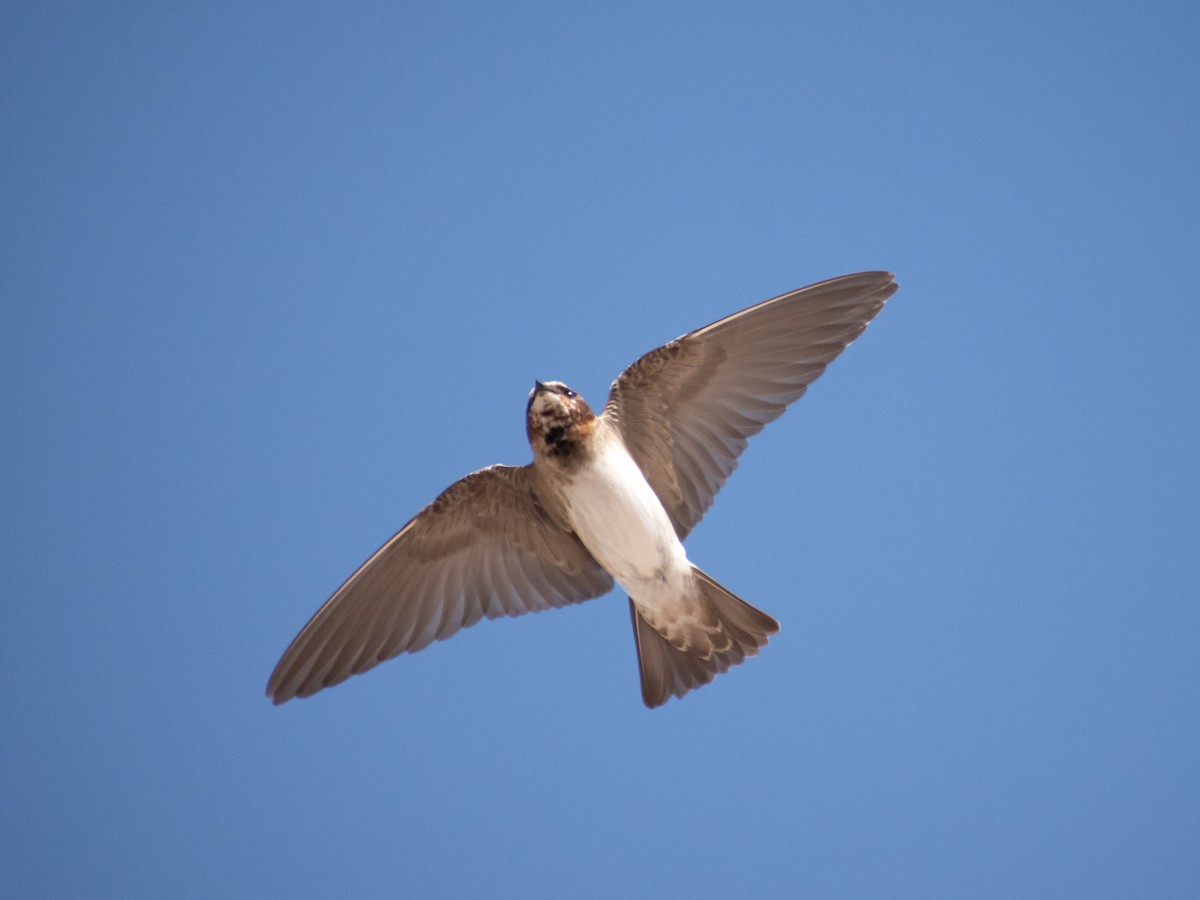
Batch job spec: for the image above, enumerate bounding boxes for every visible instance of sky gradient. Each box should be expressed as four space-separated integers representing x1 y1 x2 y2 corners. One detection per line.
3 2 1198 897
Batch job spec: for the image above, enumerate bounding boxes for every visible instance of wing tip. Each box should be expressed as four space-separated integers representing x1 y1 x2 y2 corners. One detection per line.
265 672 296 705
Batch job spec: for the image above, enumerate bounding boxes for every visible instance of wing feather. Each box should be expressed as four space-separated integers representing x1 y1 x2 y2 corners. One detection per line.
604 271 898 538
267 464 614 703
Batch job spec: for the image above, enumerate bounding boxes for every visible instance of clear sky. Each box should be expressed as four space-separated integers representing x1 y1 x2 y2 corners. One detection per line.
3 2 1198 898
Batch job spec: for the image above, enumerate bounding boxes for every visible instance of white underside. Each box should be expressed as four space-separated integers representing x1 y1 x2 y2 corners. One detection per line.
560 436 695 613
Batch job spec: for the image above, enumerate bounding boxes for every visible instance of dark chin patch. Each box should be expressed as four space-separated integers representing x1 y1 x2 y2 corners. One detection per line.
545 424 580 458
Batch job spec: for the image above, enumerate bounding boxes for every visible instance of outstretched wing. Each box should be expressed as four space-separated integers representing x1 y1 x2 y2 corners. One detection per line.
603 271 898 539
267 464 614 703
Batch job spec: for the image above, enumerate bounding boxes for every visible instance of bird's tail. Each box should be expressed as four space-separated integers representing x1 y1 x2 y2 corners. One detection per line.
629 565 780 708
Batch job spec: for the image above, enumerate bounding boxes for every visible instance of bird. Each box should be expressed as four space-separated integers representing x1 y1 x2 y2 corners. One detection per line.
267 271 898 708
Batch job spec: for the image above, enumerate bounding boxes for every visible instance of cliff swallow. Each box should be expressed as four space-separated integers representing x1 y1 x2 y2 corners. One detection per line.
268 271 898 708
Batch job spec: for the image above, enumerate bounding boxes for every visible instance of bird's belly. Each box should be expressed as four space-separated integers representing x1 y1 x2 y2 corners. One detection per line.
562 443 690 593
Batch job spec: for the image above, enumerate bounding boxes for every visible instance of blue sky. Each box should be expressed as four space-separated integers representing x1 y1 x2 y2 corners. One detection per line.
3 2 1198 897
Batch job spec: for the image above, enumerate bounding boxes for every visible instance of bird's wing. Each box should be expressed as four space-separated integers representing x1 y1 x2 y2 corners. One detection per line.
603 271 898 539
267 464 613 703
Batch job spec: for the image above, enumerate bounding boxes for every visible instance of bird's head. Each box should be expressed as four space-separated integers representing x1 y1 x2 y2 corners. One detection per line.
526 380 597 458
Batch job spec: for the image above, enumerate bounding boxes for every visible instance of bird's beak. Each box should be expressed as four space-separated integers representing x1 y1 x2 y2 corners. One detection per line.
533 380 546 394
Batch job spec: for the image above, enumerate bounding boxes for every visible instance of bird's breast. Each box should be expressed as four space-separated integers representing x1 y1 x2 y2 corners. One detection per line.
559 436 689 589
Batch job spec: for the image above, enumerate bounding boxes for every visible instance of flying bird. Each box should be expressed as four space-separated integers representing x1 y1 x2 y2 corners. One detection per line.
268 271 898 708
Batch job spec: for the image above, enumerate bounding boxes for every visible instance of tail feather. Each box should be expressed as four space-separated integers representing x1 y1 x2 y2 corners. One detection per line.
630 566 780 708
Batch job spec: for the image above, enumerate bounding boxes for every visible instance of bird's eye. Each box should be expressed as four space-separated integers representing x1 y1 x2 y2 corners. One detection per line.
564 389 576 398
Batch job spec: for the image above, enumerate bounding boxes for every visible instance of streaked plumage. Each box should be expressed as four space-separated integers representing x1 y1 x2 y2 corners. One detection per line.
268 271 899 707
